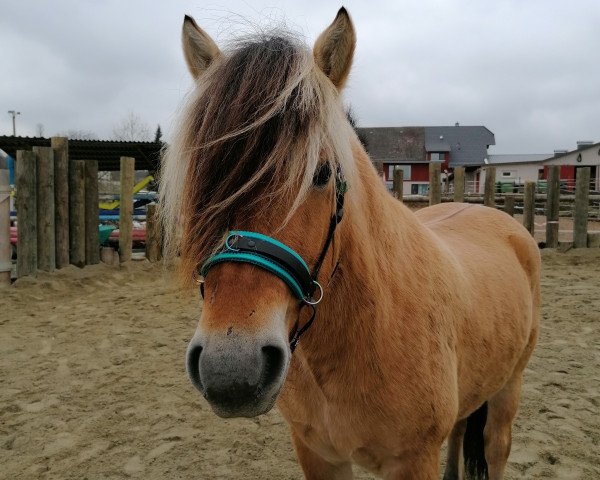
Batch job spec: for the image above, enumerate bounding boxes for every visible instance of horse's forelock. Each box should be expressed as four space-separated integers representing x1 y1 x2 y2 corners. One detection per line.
160 32 354 286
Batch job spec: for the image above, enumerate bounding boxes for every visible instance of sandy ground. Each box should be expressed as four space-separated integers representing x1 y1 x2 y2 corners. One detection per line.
1 251 599 479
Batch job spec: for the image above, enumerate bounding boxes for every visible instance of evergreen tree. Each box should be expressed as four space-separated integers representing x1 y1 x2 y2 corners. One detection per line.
154 125 163 144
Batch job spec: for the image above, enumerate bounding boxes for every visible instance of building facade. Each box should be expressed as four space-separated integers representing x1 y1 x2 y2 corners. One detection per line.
480 141 600 193
356 125 495 194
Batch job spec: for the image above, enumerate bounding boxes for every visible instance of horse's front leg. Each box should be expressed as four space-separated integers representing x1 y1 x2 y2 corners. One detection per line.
291 430 353 480
382 446 441 480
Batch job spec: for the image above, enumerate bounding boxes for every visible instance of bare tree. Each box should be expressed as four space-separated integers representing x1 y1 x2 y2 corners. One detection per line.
112 112 151 141
36 123 45 137
56 129 98 140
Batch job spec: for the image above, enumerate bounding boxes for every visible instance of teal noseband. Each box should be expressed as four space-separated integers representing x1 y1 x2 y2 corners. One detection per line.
200 231 322 303
197 167 346 350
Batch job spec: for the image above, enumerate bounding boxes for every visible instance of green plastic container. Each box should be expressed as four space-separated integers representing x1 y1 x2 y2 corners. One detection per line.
99 225 116 246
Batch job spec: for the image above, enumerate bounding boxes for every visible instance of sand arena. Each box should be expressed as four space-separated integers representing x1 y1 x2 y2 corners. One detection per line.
1 250 599 479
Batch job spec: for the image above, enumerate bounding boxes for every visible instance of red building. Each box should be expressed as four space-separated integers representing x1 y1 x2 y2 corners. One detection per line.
356 125 495 195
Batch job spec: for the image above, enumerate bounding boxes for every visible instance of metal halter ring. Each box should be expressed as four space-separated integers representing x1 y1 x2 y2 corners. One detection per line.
192 270 204 286
225 233 241 251
303 281 324 306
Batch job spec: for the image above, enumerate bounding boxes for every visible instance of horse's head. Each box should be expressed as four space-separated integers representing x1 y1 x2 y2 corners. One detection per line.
161 8 357 417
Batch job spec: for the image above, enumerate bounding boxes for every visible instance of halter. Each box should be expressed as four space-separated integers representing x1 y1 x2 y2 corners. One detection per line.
198 170 347 351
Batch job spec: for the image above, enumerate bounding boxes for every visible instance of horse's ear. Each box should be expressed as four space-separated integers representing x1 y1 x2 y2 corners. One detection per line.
182 15 221 79
313 7 356 89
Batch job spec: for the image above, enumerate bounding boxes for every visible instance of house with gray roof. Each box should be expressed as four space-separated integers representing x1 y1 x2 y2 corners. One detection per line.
356 124 495 194
478 141 599 193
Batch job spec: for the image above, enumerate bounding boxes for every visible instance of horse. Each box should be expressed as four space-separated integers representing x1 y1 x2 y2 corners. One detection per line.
159 8 540 479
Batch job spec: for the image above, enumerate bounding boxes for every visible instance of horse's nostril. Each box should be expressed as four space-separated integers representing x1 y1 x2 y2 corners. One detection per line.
186 343 204 392
261 345 285 389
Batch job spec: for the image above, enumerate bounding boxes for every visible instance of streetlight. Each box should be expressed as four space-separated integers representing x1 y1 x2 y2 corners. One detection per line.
7 110 21 136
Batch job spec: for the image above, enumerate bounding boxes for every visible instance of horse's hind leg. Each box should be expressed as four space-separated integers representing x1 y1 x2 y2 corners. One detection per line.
442 419 467 480
291 431 353 480
483 373 524 480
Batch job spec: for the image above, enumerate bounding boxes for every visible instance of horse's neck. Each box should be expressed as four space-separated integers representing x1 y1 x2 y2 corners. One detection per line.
298 146 431 371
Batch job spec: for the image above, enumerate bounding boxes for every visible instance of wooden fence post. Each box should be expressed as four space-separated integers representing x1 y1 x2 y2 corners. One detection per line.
484 166 496 207
393 169 403 201
429 162 441 205
16 150 37 277
51 137 69 269
85 160 100 264
33 146 55 272
523 181 536 237
504 194 515 216
587 232 600 248
573 167 590 248
145 204 162 262
119 157 135 262
69 160 86 267
0 167 11 286
453 166 465 203
546 165 560 248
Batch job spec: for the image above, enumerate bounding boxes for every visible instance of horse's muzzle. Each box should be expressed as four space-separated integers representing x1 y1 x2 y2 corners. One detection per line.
186 329 289 418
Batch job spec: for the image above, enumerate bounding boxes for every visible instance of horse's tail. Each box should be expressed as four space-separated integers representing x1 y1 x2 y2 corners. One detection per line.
463 402 489 480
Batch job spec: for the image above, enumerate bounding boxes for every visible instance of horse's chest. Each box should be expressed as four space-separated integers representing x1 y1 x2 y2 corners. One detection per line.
281 396 367 462
292 417 403 476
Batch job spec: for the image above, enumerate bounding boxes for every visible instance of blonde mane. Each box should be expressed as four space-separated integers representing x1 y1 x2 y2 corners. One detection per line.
159 33 355 285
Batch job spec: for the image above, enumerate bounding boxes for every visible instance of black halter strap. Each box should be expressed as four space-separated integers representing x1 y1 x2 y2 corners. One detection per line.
289 173 346 351
310 178 346 280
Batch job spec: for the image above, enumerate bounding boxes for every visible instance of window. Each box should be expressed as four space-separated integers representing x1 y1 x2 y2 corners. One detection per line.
411 184 428 195
430 152 445 161
502 171 512 178
387 164 411 181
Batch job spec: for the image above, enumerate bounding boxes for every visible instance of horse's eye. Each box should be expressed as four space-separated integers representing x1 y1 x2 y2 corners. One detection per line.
313 162 332 188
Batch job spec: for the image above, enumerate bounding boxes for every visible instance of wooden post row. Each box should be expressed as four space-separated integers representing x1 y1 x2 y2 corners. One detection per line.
393 169 403 202
51 137 69 269
453 166 465 203
545 165 560 248
0 167 10 286
573 167 590 248
145 204 162 262
523 181 536 237
33 146 55 272
588 233 600 248
69 160 86 267
484 166 496 208
16 151 37 277
119 157 135 262
429 162 441 206
504 194 515 216
85 160 100 265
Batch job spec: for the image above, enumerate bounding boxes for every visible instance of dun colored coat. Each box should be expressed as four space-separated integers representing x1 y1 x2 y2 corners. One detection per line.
160 9 540 480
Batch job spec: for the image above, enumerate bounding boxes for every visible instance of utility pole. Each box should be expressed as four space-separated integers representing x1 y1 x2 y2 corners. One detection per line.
7 110 21 136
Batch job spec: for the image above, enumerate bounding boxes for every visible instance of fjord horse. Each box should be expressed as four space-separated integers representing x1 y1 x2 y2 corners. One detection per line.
160 8 540 479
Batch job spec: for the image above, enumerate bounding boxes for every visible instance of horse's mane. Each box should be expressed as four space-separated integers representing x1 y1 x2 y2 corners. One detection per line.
160 32 355 284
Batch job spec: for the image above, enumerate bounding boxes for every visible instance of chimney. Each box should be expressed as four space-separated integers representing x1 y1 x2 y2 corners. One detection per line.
553 149 567 157
576 141 593 150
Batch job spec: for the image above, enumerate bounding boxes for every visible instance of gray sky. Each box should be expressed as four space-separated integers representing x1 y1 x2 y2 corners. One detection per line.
1 0 598 153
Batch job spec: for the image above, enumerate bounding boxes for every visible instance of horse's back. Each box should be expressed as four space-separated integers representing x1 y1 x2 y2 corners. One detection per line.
416 202 540 281
415 201 540 309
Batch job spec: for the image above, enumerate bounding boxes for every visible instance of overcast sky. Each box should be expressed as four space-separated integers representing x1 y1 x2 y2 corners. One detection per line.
1 0 598 153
